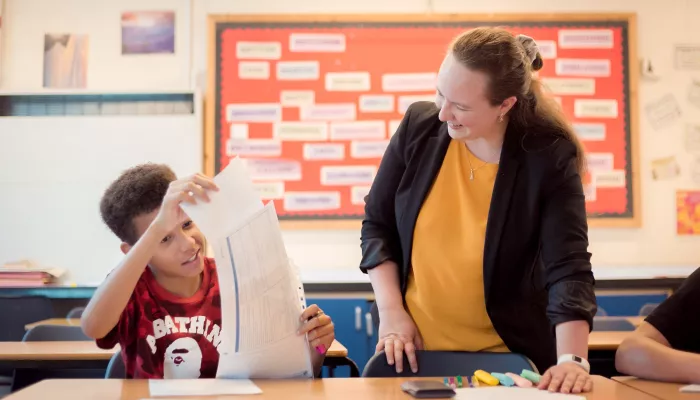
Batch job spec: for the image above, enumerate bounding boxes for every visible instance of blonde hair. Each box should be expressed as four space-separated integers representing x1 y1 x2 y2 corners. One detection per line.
449 27 587 176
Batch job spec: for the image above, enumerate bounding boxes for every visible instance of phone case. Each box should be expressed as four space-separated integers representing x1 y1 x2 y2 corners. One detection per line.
401 380 457 398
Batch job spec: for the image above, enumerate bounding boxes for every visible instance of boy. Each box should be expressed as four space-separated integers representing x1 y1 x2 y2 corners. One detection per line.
81 164 335 379
615 267 700 383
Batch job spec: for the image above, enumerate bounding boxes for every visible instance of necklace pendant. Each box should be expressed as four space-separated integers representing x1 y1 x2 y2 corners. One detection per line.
469 169 475 180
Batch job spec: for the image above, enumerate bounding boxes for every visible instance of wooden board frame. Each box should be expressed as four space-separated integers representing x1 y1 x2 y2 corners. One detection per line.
205 13 641 230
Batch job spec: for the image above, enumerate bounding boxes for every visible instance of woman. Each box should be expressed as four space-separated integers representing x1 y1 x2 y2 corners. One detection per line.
360 27 597 394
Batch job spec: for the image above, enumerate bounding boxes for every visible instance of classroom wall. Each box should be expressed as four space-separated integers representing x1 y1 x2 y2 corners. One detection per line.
2 0 700 284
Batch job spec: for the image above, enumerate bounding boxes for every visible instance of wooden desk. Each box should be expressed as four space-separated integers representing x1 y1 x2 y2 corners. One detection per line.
613 376 698 399
594 316 646 328
6 376 657 400
0 339 347 359
24 318 81 330
588 331 633 351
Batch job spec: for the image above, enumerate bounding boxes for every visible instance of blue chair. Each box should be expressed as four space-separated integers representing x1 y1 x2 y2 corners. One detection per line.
362 350 537 378
592 318 636 331
22 325 90 342
66 307 85 319
105 351 125 379
639 303 658 317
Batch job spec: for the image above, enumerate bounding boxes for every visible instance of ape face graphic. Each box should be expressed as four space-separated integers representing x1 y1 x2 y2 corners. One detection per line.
163 337 203 379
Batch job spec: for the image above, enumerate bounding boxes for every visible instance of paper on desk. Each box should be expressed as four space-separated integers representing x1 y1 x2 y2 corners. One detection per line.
680 384 700 392
181 158 313 380
148 378 261 396
455 387 584 399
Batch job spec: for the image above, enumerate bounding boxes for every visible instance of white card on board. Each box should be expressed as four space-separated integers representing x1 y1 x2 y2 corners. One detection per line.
556 59 611 77
593 170 626 188
320 166 376 186
359 95 395 113
280 90 315 107
350 140 389 159
289 33 346 52
273 122 328 141
244 159 302 181
236 42 282 60
382 73 437 92
558 29 614 48
541 78 595 95
325 72 371 91
303 143 345 160
226 139 282 157
574 99 618 118
284 192 341 211
330 121 386 140
300 103 356 121
226 103 282 122
276 61 320 80
238 61 270 79
573 123 606 141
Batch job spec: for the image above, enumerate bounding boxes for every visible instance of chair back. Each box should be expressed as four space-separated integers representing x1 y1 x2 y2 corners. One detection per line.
0 296 54 341
362 350 537 378
592 318 636 332
66 307 85 319
105 351 126 378
639 303 659 317
22 325 90 342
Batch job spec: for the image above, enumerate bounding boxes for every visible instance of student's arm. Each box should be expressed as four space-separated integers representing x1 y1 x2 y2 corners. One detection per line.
616 322 700 383
81 223 169 339
81 174 218 339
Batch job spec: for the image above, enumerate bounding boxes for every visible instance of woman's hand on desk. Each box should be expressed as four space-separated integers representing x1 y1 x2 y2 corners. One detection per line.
376 308 424 374
538 362 593 394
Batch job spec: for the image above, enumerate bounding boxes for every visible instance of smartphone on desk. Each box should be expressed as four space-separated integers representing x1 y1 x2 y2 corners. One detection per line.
401 380 456 398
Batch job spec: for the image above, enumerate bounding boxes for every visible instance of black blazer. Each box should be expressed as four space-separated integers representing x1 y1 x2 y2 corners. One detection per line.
360 101 597 372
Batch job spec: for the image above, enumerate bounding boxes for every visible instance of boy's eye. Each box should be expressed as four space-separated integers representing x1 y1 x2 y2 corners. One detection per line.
161 235 170 244
183 220 193 229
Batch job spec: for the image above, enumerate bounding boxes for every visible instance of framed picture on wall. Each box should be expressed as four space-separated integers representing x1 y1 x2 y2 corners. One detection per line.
121 11 175 55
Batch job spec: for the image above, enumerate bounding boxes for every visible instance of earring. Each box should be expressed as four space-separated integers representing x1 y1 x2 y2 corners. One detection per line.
498 113 505 123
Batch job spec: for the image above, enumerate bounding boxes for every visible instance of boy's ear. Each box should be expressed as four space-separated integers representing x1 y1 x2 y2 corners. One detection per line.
120 242 132 255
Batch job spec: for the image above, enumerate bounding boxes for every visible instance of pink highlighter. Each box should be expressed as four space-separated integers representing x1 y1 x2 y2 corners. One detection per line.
505 372 533 388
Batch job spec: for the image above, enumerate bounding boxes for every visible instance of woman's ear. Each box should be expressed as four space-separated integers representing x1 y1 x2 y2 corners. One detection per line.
500 96 518 116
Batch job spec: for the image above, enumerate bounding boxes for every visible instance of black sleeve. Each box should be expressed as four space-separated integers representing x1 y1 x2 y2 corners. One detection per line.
359 106 412 272
645 267 700 353
540 139 597 330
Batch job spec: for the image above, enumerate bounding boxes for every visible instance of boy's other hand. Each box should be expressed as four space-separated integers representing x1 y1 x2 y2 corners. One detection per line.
152 174 219 233
298 304 335 356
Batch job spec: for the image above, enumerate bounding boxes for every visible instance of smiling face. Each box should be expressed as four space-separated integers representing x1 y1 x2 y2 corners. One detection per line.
435 52 516 141
128 208 205 279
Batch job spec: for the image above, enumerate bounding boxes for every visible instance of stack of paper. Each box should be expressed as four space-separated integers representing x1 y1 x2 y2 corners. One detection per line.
181 158 313 379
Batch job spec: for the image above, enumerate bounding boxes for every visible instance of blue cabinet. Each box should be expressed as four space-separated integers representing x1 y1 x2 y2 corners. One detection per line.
594 291 669 316
306 297 375 377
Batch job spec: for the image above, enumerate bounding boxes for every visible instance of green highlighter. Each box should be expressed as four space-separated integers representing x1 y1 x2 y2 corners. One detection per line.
520 369 542 384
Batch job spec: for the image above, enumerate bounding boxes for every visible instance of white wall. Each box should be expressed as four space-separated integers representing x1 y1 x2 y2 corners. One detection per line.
2 0 700 284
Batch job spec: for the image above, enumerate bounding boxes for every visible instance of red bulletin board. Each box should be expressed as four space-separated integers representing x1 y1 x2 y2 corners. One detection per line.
206 14 640 229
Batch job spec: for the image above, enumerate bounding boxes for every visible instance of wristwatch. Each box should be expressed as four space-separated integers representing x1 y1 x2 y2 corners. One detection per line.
557 354 590 373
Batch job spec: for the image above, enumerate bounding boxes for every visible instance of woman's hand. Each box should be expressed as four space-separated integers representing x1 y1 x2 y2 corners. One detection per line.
538 363 593 394
298 304 335 355
376 308 424 374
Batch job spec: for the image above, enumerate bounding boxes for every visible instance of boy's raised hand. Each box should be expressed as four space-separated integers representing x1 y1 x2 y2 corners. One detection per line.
298 304 335 355
152 174 219 233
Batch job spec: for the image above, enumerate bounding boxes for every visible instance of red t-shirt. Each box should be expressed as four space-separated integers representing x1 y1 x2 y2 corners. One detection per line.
96 257 222 379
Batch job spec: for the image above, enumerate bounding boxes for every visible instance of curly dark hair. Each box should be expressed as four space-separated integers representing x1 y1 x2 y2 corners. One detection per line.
99 163 177 245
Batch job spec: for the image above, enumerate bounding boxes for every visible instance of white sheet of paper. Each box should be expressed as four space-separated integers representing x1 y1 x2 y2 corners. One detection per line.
181 158 263 239
680 384 700 392
181 158 313 379
455 387 584 399
148 378 262 397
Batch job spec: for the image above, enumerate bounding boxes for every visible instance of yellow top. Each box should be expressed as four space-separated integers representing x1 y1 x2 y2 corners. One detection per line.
405 139 508 352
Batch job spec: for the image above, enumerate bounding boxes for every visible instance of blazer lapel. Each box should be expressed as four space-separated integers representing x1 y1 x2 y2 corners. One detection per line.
399 123 451 291
483 124 520 301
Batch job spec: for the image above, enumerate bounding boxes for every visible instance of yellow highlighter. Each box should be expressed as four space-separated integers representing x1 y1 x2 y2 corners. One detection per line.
474 370 499 386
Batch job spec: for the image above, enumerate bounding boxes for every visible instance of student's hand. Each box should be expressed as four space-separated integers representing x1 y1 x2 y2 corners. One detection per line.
298 305 335 355
376 308 423 374
152 174 219 233
538 362 593 394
